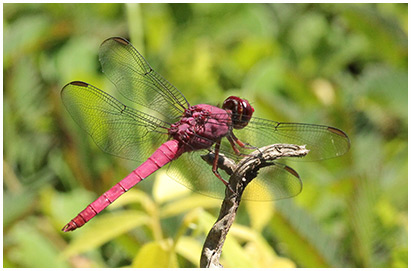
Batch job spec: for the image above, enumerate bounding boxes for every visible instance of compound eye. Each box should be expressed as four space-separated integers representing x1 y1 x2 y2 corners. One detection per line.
222 96 254 129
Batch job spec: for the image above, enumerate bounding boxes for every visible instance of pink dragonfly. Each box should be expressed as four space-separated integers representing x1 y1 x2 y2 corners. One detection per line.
61 37 350 232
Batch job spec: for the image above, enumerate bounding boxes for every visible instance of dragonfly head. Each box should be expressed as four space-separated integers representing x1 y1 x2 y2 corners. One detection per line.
222 96 254 129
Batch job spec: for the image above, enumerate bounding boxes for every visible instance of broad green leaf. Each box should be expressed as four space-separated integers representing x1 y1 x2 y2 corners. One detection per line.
106 189 154 211
244 241 296 268
245 199 274 232
7 220 69 268
270 200 340 267
51 188 95 228
4 14 51 68
220 235 254 267
230 224 295 267
391 247 408 268
160 194 221 218
132 239 178 267
175 236 202 267
3 189 36 229
153 171 190 204
62 210 149 257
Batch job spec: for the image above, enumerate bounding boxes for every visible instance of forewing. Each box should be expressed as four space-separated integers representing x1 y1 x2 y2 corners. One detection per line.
99 37 189 122
61 81 170 162
165 113 348 200
230 117 350 161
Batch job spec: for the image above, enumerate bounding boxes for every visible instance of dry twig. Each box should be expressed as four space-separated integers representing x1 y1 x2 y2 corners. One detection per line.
200 144 309 268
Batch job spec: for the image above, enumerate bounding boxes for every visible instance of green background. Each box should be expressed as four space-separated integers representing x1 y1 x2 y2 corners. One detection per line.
3 3 407 268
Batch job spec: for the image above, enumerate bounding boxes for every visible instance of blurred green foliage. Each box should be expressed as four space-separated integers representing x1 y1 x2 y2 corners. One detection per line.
3 3 407 268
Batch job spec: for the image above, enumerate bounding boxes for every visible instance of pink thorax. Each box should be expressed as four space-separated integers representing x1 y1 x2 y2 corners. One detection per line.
169 104 231 151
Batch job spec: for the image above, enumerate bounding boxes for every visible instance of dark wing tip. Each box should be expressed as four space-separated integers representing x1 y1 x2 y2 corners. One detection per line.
327 126 348 138
327 126 351 151
69 81 89 87
282 165 303 199
61 81 89 96
284 165 300 179
102 37 130 46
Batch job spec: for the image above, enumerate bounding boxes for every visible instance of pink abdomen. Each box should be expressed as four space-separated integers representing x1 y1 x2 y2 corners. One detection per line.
62 139 182 232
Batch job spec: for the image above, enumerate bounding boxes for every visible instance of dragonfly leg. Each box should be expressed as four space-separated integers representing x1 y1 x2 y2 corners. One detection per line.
212 139 235 193
226 135 241 155
226 133 254 157
230 132 257 150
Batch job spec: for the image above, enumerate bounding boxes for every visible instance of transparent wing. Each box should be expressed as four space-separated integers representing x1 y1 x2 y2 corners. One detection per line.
61 81 170 162
165 113 349 201
167 151 302 201
99 37 189 123
242 163 302 201
166 150 228 199
219 116 350 162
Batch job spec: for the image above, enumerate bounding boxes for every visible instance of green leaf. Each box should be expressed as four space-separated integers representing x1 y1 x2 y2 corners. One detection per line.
245 199 274 232
3 190 36 229
270 200 342 267
7 220 69 268
132 239 178 267
230 224 296 267
63 210 149 257
220 235 254 267
153 171 190 204
160 194 221 218
175 236 202 267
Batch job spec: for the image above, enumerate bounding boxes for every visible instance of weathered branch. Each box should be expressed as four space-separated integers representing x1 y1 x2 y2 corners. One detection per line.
200 144 309 268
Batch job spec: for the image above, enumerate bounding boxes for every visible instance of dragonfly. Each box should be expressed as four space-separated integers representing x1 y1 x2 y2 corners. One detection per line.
61 37 350 232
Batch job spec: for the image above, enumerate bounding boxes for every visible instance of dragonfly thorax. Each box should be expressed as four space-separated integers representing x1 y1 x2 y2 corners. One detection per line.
169 104 231 152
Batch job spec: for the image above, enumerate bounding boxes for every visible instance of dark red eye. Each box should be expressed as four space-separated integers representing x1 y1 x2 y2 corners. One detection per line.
222 96 254 129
